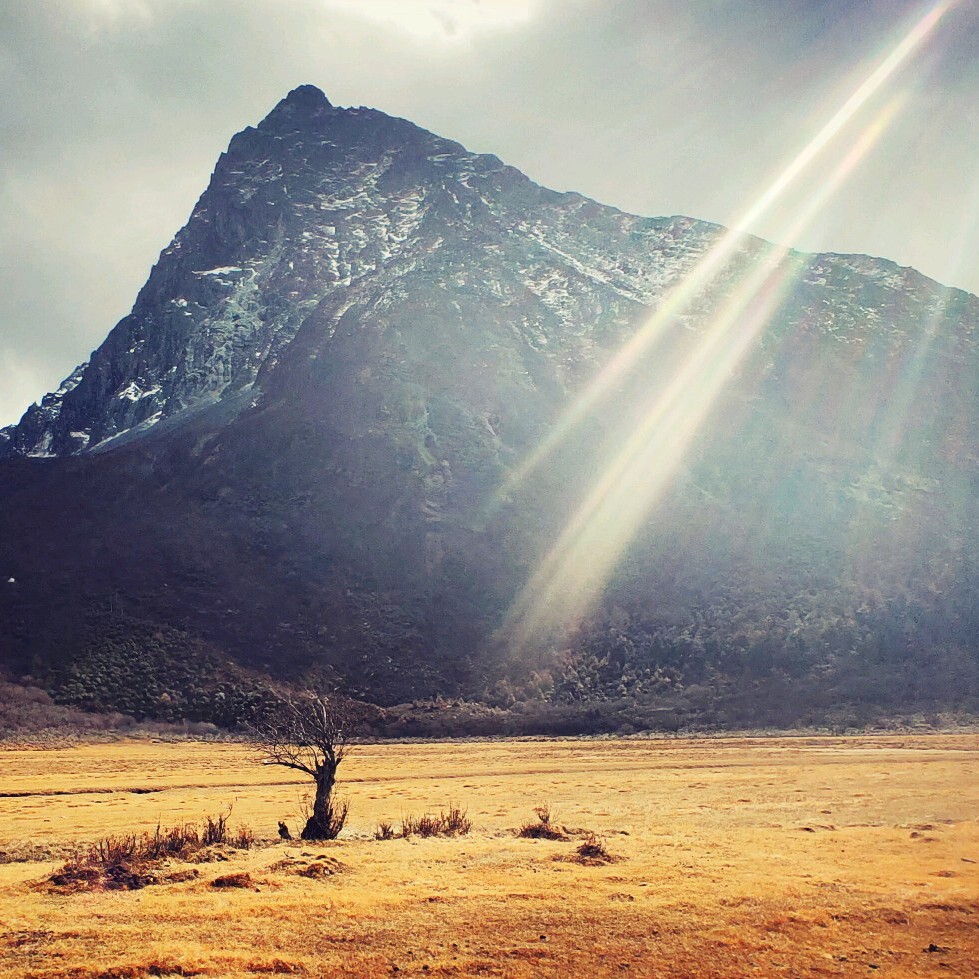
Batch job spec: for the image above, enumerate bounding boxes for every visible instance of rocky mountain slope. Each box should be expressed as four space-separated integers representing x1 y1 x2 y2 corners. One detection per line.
0 85 721 460
2 86 977 730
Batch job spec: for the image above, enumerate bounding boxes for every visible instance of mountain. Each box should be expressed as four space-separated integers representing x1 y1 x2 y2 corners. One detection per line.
2 85 978 731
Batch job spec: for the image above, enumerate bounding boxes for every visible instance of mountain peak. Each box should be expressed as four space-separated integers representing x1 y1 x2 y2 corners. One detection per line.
264 84 334 124
286 84 332 107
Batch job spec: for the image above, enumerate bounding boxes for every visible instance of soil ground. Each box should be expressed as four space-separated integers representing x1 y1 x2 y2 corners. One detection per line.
1 734 977 978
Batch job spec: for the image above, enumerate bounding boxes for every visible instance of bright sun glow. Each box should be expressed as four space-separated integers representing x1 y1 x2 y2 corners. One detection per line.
320 0 539 41
502 0 958 653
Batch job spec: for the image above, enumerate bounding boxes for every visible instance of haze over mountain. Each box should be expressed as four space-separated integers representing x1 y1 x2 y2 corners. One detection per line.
2 86 977 731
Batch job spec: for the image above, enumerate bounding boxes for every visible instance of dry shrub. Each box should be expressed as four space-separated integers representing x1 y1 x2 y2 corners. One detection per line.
322 798 349 840
518 805 568 841
46 811 254 892
231 824 256 849
401 804 471 838
50 838 159 892
141 809 254 860
143 824 203 861
565 832 620 866
374 821 396 841
202 811 230 846
91 834 141 866
401 813 438 838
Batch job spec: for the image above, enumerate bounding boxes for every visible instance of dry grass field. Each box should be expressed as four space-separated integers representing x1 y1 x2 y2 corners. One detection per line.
1 734 977 978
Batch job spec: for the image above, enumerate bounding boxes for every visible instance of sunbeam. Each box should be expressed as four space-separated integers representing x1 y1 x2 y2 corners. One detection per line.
501 0 956 652
506 99 902 648
500 0 957 504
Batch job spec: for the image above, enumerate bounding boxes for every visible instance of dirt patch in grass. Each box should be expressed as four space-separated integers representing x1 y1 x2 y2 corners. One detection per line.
210 872 255 889
270 855 346 878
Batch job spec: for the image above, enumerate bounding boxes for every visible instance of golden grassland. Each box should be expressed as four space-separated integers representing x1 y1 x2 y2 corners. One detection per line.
1 734 977 978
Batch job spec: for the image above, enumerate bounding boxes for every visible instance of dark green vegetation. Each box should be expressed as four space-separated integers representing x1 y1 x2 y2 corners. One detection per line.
1 87 978 734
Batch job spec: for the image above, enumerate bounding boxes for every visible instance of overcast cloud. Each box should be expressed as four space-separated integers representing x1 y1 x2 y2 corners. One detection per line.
2 0 978 426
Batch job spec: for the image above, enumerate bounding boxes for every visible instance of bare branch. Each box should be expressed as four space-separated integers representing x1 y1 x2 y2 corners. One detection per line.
249 688 358 775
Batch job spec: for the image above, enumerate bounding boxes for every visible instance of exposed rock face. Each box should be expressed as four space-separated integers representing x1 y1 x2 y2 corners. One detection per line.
1 86 977 724
1 85 722 459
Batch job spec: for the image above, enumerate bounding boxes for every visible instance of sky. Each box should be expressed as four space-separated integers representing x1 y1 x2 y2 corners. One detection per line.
2 0 978 427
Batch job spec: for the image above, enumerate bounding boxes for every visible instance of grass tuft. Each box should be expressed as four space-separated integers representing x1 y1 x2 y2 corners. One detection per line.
374 821 396 841
400 804 472 839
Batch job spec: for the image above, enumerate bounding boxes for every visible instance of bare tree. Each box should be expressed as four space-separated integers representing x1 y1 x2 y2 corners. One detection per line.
252 690 359 840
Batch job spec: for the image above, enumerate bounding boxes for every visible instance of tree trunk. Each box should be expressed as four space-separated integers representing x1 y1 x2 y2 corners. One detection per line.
301 764 337 840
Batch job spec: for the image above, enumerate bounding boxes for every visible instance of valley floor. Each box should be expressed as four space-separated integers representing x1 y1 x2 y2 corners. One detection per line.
1 735 977 978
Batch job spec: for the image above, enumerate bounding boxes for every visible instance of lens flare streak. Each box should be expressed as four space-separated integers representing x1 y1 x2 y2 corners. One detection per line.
506 245 813 645
502 0 955 502
502 0 954 649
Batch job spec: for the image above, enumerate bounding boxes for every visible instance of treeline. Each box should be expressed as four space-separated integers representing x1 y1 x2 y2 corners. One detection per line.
38 609 274 728
484 570 979 730
7 536 979 735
